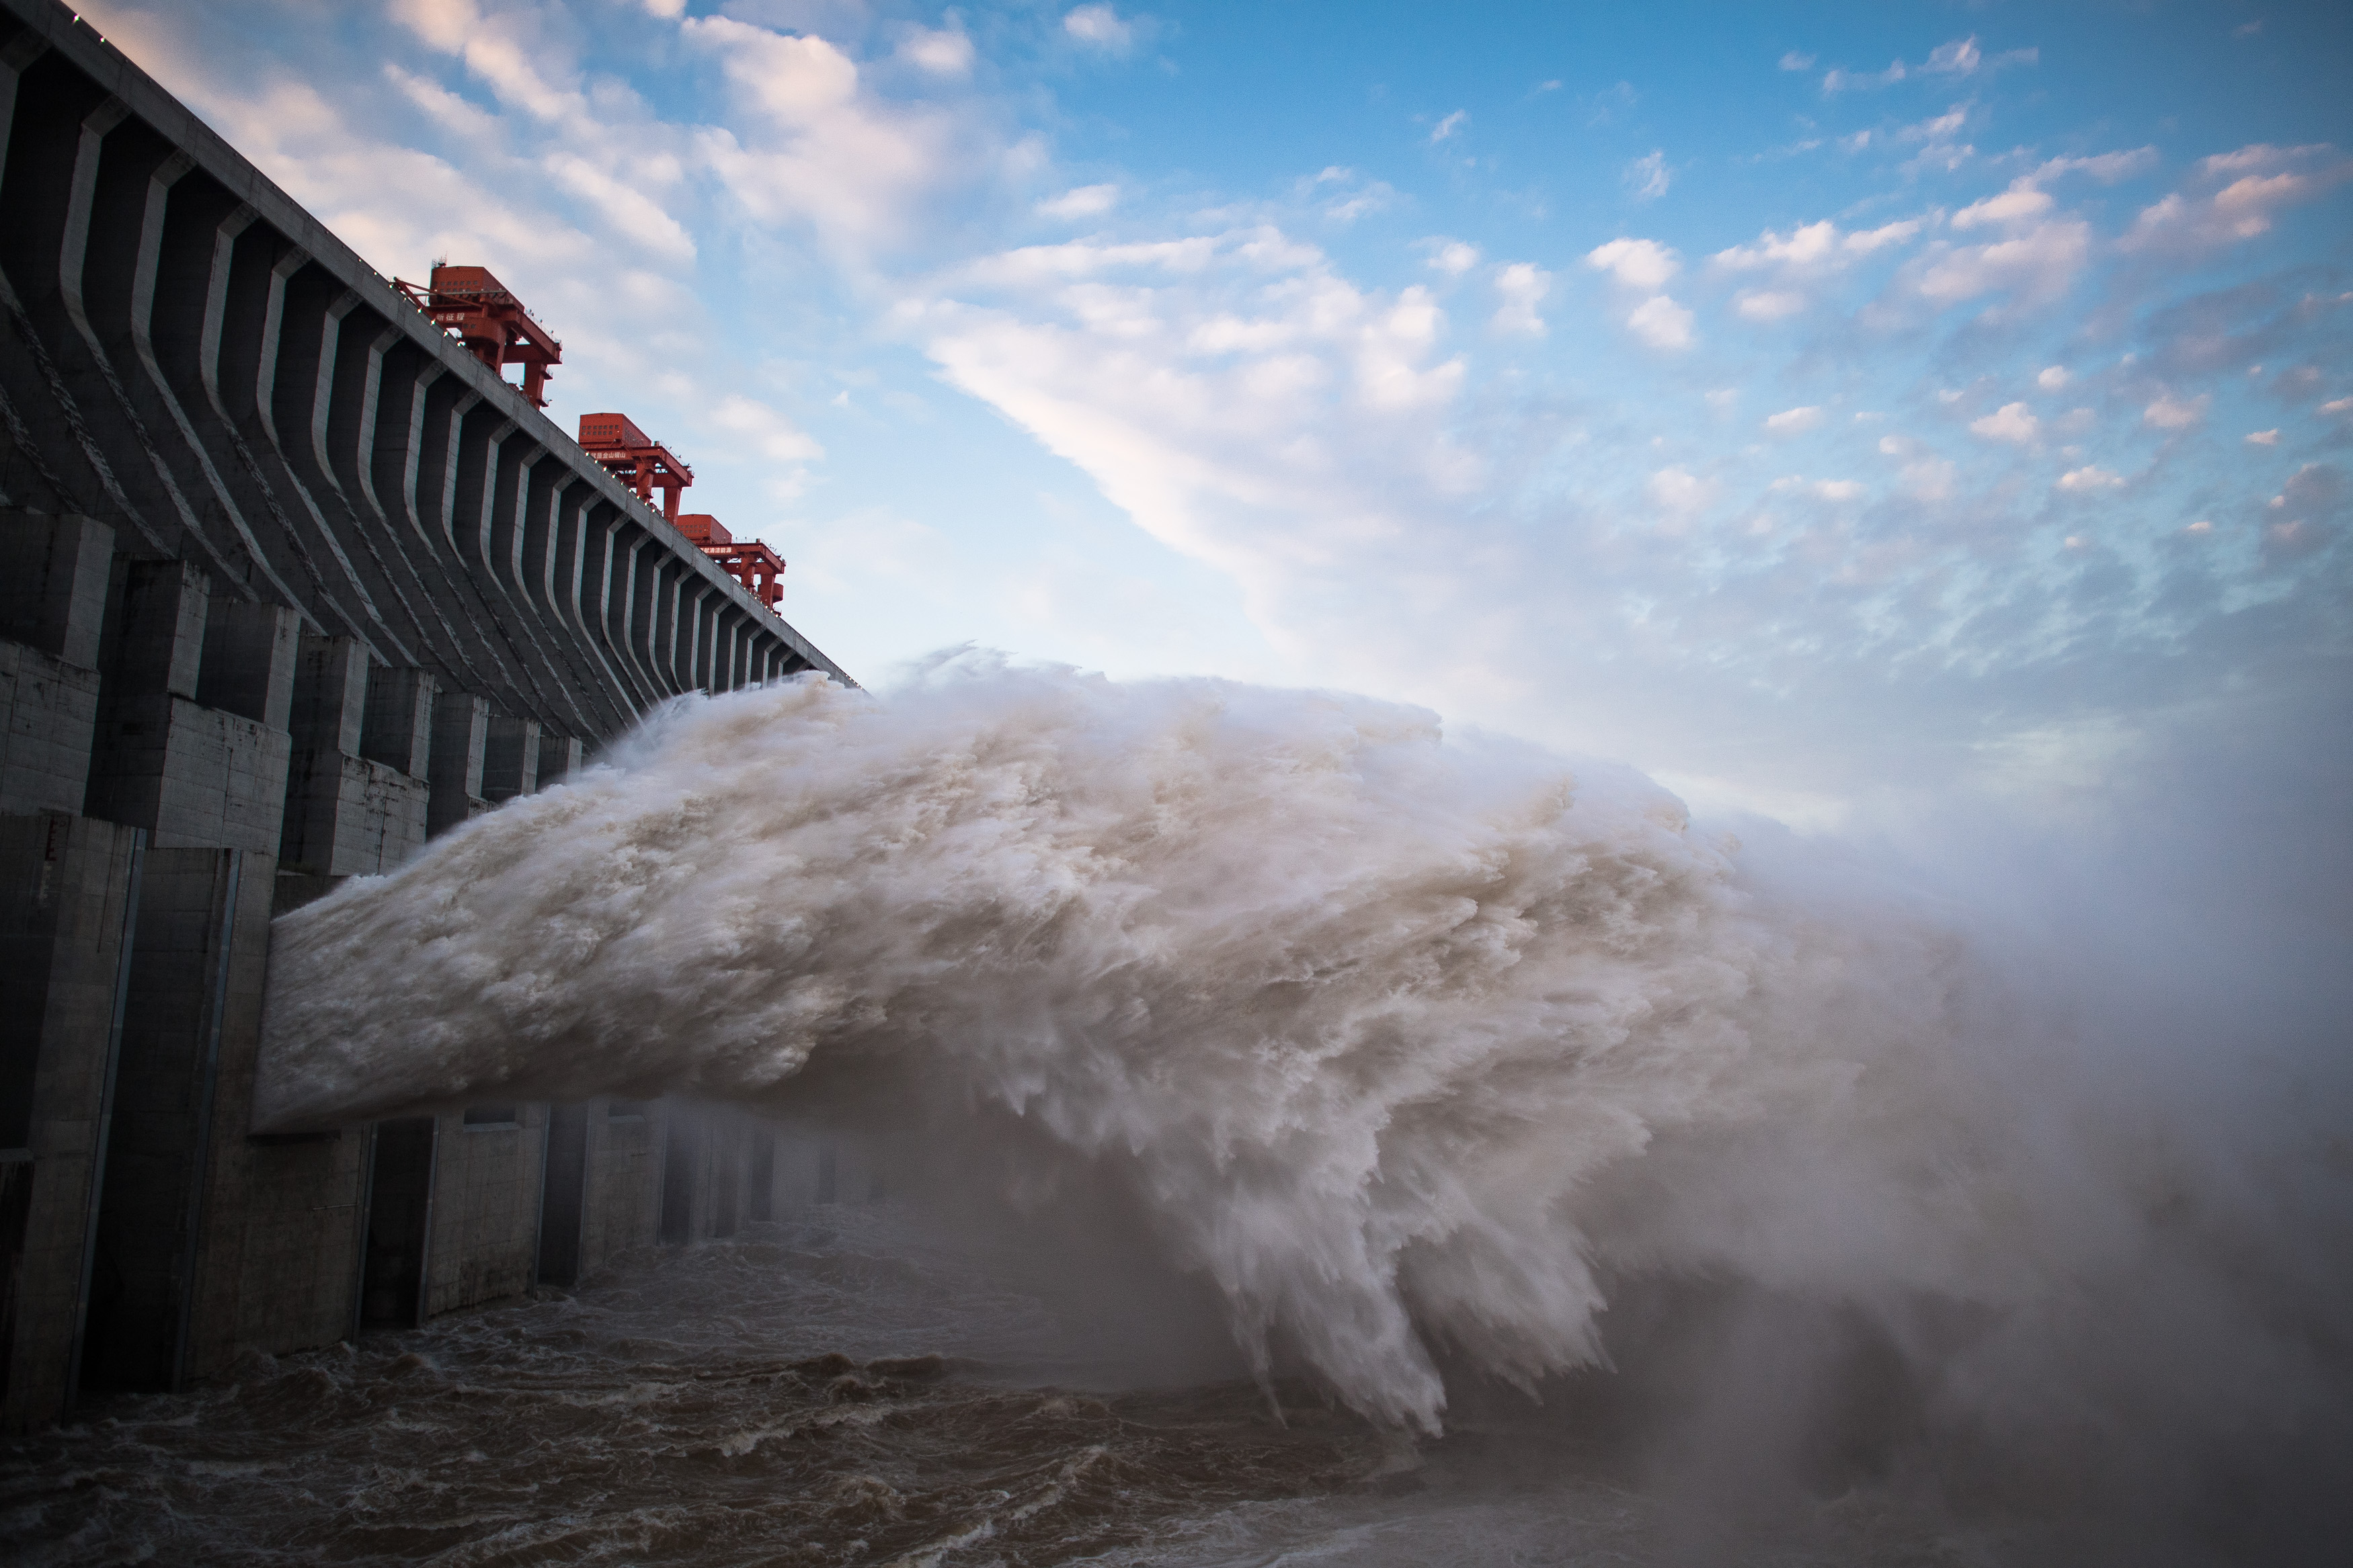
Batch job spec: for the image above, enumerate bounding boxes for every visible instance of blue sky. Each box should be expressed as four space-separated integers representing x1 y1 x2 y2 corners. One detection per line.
87 0 2352 830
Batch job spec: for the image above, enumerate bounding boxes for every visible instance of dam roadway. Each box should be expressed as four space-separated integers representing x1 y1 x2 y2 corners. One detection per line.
1 0 848 1430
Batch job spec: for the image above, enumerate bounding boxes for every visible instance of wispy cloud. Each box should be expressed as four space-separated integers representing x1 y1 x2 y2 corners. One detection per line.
1064 4 1137 53
1821 34 2037 93
1625 149 1671 201
2056 464 2126 491
1037 183 1120 219
2124 143 2353 251
1491 262 1552 336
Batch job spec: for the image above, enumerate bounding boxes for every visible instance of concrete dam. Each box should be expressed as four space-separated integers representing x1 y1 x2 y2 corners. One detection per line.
0 0 850 1433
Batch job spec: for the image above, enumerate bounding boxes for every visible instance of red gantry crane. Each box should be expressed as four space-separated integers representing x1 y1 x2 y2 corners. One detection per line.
581 413 789 613
396 258 793 616
578 411 694 523
677 515 787 610
393 263 563 407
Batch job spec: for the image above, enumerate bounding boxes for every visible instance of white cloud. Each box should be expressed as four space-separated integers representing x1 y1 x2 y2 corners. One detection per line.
1431 109 1470 144
1970 402 2039 443
1736 289 1806 321
908 224 1478 649
2323 397 2353 417
2037 366 2070 390
1586 237 1681 290
1716 220 1837 271
1648 466 1715 513
1625 149 1670 201
1843 217 1924 254
391 0 674 159
2143 393 2209 429
543 151 695 261
1490 262 1551 336
1064 4 1136 52
1763 405 1824 435
1822 60 1906 93
1626 294 1695 349
1902 456 1957 501
2246 429 2281 446
2124 143 2353 251
1820 36 2032 93
1038 183 1121 219
1779 50 1815 71
1769 474 1862 501
1903 106 1971 144
1714 217 1921 276
1425 240 1481 277
2057 464 2126 491
684 16 979 256
2035 147 2161 185
1923 36 1982 75
898 26 975 78
711 393 825 464
1952 179 2055 230
1913 218 2091 305
385 61 503 142
1313 168 1396 223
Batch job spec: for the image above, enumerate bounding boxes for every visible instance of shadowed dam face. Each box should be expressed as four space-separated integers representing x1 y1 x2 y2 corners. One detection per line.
255 657 2350 1550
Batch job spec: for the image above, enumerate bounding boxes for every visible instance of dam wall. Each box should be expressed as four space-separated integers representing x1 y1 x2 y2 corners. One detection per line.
0 0 852 1431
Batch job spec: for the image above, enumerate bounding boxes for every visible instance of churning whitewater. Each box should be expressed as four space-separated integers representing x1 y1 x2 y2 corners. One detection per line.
261 659 2027 1436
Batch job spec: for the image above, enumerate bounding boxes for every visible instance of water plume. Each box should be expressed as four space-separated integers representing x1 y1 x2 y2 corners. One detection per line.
257 655 2344 1463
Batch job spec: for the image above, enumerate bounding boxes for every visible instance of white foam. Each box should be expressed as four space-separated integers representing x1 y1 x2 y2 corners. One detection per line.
251 659 2183 1430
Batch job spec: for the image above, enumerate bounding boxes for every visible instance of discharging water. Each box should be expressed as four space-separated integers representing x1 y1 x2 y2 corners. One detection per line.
7 658 2346 1563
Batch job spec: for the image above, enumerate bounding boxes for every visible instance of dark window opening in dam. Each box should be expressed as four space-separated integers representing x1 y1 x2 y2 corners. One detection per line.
463 1105 520 1129
0 1161 32 1408
536 1104 588 1289
358 1118 436 1331
79 850 249 1396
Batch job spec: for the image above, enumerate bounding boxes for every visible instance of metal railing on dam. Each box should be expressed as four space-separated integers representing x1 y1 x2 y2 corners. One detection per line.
1 0 851 1432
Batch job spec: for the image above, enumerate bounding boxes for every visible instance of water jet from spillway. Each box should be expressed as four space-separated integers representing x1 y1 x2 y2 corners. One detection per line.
257 655 2349 1495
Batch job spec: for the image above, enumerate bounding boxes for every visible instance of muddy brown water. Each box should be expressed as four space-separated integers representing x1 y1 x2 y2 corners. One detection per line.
4 1207 1396 1567
0 1206 2120 1567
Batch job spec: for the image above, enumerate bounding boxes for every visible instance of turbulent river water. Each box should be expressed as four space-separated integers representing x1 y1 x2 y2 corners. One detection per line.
4 1202 2037 1567
5 660 2346 1563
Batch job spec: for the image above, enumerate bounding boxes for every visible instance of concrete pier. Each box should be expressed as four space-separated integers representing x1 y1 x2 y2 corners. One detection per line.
0 0 854 1432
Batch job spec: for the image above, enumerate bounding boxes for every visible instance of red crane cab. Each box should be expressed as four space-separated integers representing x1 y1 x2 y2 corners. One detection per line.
394 263 562 407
